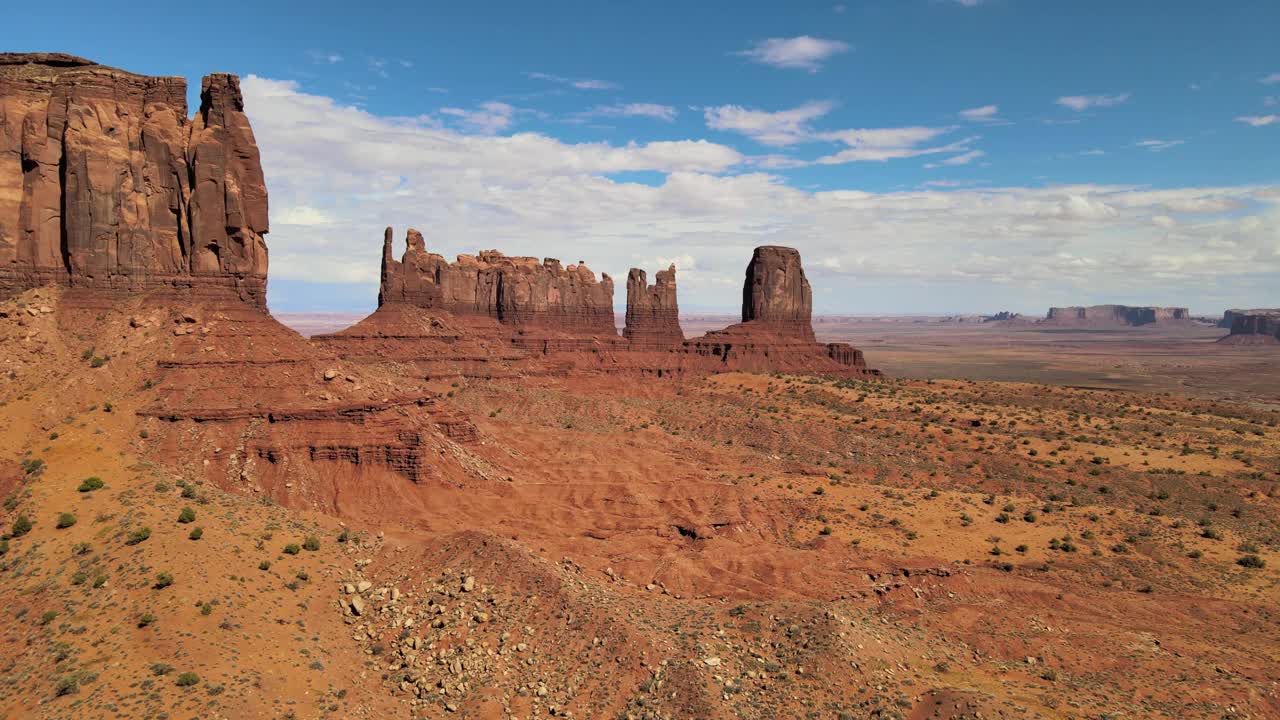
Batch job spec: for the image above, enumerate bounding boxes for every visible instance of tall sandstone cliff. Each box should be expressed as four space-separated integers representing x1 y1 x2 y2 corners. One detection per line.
379 227 615 336
623 265 682 348
742 246 816 341
0 53 268 306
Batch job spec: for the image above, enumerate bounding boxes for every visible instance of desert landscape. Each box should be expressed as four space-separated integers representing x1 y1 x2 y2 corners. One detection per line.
1 47 1278 720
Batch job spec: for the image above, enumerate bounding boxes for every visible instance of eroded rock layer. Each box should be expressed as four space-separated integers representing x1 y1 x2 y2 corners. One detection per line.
379 227 616 336
0 53 268 306
742 246 816 341
1044 305 1190 327
623 265 683 349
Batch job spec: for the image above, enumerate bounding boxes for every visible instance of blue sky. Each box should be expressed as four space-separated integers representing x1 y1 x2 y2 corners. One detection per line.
16 0 1280 315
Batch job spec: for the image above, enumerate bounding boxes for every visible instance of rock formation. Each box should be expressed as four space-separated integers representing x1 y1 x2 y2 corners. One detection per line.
741 246 815 341
0 53 268 307
379 227 616 336
1217 309 1280 345
1219 308 1280 330
661 246 875 377
623 265 683 349
1043 305 1190 327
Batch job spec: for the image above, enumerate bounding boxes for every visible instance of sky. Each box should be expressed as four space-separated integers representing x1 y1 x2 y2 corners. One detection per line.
15 0 1280 315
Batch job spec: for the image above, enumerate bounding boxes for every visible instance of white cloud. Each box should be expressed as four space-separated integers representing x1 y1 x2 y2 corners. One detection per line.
953 0 985 6
821 130 974 164
1136 139 1185 152
735 36 850 72
1261 73 1280 85
525 72 618 90
1235 115 1278 127
1080 149 1107 156
239 77 1280 312
940 149 985 166
1056 93 1131 111
439 102 516 134
704 101 835 146
579 103 678 122
959 105 999 121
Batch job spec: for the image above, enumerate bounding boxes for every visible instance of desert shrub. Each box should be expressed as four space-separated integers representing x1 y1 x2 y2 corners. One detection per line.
337 528 350 543
138 613 156 628
153 572 174 589
0 538 8 556
40 610 58 625
175 672 199 687
180 485 196 499
303 535 320 551
150 663 174 676
77 477 104 492
1237 554 1265 569
283 543 300 555
11 515 33 537
188 527 204 541
258 560 271 571
819 526 833 536
177 507 196 524
125 527 152 545
54 674 79 696
56 513 77 529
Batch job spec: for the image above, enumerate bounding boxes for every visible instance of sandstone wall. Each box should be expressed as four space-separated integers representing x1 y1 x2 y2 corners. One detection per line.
0 53 268 306
623 265 682 348
379 227 616 336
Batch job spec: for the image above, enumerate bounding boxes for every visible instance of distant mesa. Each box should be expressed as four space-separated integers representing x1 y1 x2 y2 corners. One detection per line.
318 228 878 378
0 53 269 307
1041 305 1191 327
1217 309 1280 345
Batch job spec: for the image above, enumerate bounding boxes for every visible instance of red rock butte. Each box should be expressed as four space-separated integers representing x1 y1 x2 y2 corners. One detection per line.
0 53 269 307
317 228 878 378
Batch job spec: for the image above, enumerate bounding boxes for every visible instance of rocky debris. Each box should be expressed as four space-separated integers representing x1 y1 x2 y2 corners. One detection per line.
1042 305 1190 327
0 53 269 307
379 227 616 336
623 265 683 349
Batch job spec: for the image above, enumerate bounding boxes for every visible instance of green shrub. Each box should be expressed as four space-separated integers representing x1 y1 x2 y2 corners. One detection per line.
11 515 33 537
188 527 204 541
0 538 8 556
77 477 104 492
302 535 320 551
1237 554 1265 569
150 663 174 676
40 610 58 625
175 672 199 687
125 527 152 545
153 572 174 589
138 613 156 628
177 507 196 524
283 543 301 555
54 674 79 696
258 560 271 571
180 485 196 499
56 513 77 529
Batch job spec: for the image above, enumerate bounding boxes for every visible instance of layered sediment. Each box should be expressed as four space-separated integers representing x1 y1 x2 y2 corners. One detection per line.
0 53 269 307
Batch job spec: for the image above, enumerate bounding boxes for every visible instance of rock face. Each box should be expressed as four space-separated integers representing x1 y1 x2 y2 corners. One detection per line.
1044 305 1190 327
1220 309 1280 330
1218 310 1280 345
623 265 683 348
741 246 815 341
0 53 268 307
379 227 615 336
